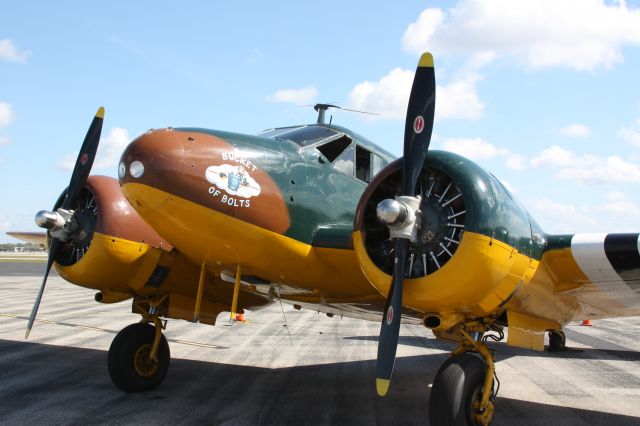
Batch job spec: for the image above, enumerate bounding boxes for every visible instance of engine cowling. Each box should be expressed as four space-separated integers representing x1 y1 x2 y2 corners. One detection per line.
353 151 541 319
53 175 172 297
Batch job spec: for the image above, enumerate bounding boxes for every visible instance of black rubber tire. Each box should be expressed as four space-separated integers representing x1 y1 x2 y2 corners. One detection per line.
429 353 487 426
547 330 566 352
108 322 170 392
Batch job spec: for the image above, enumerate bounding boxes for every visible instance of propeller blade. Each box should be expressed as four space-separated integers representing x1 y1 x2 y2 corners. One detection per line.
62 107 104 209
375 52 436 396
402 53 435 195
376 238 408 396
27 106 104 338
25 238 60 338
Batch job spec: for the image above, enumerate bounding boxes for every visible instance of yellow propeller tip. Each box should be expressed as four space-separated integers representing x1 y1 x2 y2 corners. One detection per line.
96 106 105 119
376 378 390 397
418 52 434 68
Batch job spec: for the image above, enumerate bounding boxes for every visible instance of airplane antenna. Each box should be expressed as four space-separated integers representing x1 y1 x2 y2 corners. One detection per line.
275 288 293 346
313 103 379 124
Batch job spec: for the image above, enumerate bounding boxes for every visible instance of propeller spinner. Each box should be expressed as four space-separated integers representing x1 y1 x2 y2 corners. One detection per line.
25 107 104 338
375 53 435 396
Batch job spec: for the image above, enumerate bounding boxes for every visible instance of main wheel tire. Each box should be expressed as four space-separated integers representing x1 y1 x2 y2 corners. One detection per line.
429 353 488 426
108 322 170 392
547 330 566 352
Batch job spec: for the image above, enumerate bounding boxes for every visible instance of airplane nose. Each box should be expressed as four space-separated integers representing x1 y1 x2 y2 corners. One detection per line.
119 128 186 210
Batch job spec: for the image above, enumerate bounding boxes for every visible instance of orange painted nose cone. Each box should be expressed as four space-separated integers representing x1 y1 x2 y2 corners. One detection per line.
581 319 592 326
236 313 245 322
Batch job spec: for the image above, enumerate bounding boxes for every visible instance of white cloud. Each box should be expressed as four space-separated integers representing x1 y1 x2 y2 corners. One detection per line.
59 127 130 171
526 197 600 233
439 136 527 170
530 145 575 167
346 56 486 121
403 9 445 55
402 0 640 71
267 86 318 105
94 127 130 170
0 102 13 127
437 73 484 120
526 193 640 234
555 155 640 184
446 140 640 184
505 154 527 171
442 137 507 160
527 144 640 183
0 102 14 146
528 198 580 216
559 123 591 138
606 191 627 202
619 126 640 148
346 68 413 119
597 191 640 216
0 39 30 63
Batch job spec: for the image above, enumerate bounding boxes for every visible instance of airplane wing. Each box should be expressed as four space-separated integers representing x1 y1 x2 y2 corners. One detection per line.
541 233 640 318
6 232 48 246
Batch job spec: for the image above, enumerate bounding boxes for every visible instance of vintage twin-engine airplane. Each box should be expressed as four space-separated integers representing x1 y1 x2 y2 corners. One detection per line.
19 52 640 425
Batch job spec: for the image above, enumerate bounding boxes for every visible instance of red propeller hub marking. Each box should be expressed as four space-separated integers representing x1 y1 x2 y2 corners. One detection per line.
413 115 425 134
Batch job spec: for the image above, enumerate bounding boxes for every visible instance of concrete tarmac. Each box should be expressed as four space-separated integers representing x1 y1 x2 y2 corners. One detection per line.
1 272 639 425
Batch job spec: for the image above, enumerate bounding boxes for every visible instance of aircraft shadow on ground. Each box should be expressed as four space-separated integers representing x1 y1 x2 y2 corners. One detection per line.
491 340 640 362
344 335 640 363
1 339 638 425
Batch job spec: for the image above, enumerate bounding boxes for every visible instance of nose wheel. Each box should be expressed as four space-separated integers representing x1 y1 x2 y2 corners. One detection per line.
108 322 170 392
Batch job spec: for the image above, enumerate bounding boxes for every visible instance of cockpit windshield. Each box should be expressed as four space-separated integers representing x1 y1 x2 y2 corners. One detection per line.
256 127 298 139
257 125 339 146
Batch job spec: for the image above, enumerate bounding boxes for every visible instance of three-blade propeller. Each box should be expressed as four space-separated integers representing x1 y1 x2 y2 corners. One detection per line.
25 107 104 339
376 53 435 396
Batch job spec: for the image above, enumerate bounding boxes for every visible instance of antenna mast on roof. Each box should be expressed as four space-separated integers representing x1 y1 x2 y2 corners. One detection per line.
313 103 380 124
314 104 337 124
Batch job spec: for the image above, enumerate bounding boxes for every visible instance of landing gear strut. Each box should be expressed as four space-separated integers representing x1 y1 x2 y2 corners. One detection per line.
108 318 170 392
430 325 498 426
430 353 488 425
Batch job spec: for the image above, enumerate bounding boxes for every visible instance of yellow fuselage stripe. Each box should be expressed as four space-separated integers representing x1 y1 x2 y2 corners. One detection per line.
120 182 593 327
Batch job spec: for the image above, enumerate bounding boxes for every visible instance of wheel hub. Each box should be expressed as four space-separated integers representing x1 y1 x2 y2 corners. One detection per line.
134 344 159 377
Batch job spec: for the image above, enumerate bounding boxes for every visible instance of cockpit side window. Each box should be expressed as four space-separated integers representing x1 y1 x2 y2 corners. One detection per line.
356 145 372 182
317 136 352 163
334 143 355 176
372 153 385 177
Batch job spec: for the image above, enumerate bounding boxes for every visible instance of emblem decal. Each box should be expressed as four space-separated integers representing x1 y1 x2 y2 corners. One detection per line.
386 306 394 325
205 160 262 209
413 115 424 134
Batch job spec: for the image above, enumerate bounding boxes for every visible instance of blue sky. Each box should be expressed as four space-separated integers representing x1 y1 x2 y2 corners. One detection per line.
2 0 640 243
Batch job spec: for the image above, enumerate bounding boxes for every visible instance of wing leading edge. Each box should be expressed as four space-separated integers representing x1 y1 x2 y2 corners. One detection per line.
542 233 640 318
6 232 47 246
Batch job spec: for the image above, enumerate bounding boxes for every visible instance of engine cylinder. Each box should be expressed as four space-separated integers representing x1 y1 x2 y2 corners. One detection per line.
353 151 541 315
